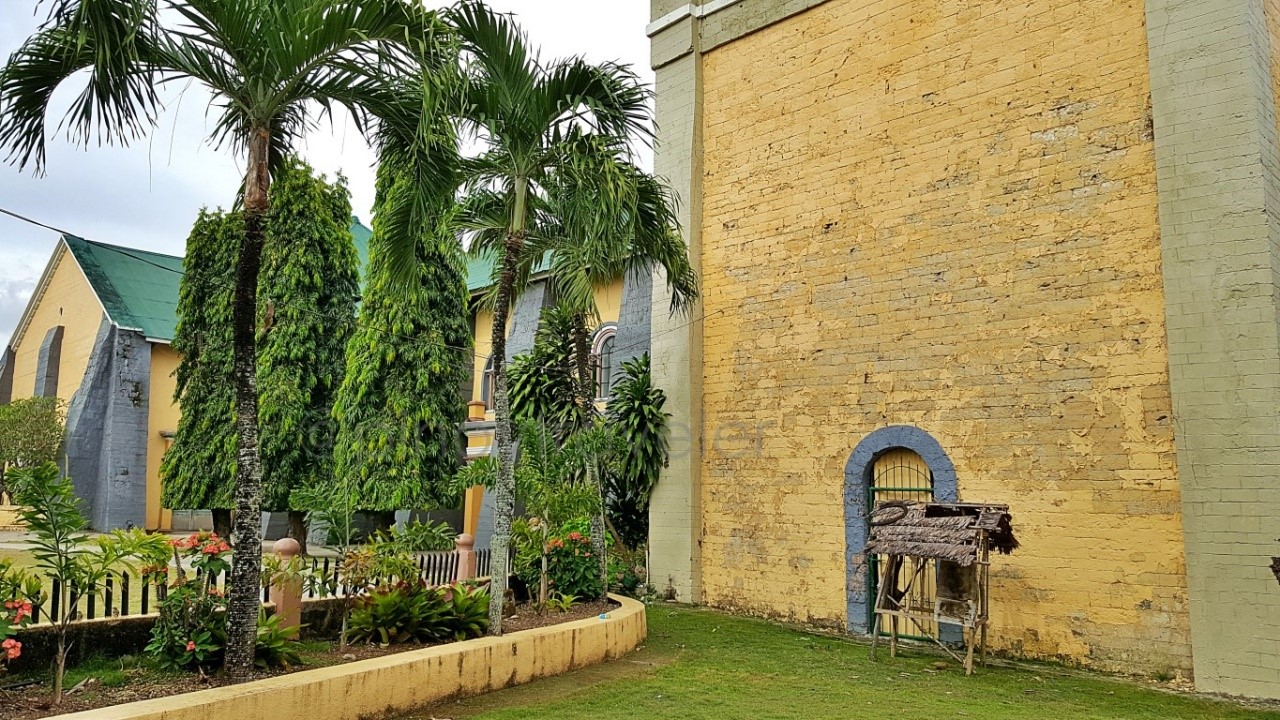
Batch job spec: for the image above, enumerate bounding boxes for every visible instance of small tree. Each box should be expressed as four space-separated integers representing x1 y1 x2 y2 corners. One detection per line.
8 463 169 705
257 158 360 550
331 165 471 525
604 354 669 552
162 209 239 536
0 397 65 469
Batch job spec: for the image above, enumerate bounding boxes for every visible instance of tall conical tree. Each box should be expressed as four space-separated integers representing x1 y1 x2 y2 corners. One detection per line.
164 161 358 543
331 165 471 521
258 158 360 549
162 209 239 535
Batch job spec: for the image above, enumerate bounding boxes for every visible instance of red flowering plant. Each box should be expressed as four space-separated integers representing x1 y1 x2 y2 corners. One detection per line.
145 532 233 670
0 559 42 673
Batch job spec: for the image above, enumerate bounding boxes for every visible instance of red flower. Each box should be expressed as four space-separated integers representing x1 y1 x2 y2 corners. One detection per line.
2 638 20 661
186 641 196 652
567 532 582 542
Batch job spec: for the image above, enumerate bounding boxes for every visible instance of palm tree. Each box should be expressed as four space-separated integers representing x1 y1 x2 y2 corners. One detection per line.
450 1 694 630
0 0 452 676
529 139 699 590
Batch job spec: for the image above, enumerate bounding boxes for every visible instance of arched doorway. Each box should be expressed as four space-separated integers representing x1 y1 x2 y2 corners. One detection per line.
844 426 957 634
868 449 935 639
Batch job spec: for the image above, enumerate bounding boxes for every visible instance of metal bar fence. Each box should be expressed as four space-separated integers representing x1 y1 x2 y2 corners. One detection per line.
25 544 506 625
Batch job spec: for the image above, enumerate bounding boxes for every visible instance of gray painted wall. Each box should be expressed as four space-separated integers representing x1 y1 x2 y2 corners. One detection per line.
504 280 551 361
0 347 15 405
34 325 64 398
65 318 150 530
615 267 653 367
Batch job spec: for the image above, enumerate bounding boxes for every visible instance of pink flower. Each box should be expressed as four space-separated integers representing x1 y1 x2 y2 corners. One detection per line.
567 532 582 542
2 638 20 661
186 641 196 652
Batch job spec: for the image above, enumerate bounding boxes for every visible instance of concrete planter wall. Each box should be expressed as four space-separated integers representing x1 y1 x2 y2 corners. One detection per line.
49 595 647 720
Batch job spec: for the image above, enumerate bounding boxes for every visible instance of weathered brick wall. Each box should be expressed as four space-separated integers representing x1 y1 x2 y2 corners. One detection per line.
696 0 1190 673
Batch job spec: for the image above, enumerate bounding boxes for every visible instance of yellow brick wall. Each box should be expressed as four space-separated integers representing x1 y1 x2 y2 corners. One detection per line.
10 245 106 405
697 0 1189 673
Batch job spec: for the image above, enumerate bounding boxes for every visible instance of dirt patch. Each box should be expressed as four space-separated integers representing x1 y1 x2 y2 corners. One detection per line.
501 599 620 633
2 601 619 720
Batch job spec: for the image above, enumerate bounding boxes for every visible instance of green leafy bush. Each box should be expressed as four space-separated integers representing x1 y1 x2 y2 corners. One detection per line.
346 581 449 645
346 580 489 645
255 612 302 669
146 531 302 671
605 353 669 551
376 519 455 553
525 529 604 601
440 583 490 640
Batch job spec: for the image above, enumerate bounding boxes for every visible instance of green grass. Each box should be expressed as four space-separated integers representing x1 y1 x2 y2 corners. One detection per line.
409 606 1280 720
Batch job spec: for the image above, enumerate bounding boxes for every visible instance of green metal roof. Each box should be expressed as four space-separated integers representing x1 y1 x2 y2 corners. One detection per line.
464 249 552 293
62 218 376 343
63 235 185 342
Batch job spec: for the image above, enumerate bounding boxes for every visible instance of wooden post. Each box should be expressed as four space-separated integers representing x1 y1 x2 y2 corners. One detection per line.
455 533 477 583
268 538 302 638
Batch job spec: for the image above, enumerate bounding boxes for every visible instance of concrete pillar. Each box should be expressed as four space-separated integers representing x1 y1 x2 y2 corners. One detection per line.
1146 0 1280 698
269 537 303 638
455 533 477 583
647 8 705 604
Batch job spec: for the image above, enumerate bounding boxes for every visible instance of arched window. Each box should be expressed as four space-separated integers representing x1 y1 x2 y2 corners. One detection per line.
591 324 618 400
481 355 496 409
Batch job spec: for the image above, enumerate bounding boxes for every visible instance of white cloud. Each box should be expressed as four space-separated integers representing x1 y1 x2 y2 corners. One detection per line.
0 0 655 344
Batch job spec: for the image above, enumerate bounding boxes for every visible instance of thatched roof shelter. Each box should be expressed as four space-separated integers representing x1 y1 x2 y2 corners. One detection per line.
865 502 1018 566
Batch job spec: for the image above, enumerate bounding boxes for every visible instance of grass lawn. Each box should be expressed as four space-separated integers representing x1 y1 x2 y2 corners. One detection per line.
410 606 1280 720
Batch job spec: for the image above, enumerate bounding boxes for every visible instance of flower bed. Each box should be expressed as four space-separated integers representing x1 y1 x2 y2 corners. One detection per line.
12 595 643 720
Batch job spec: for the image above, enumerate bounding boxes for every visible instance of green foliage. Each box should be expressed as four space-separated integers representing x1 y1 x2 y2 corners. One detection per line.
440 583 490 640
257 157 360 512
331 164 471 513
534 529 603 601
0 559 41 672
346 580 450 645
0 397 65 474
147 532 301 671
508 306 585 438
165 160 358 514
8 462 170 700
604 354 669 550
376 519 456 553
146 532 233 671
543 593 577 613
146 578 224 670
345 580 489 645
161 209 239 511
254 612 303 670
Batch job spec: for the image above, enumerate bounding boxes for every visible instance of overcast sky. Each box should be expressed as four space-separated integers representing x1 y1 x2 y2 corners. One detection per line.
0 0 653 346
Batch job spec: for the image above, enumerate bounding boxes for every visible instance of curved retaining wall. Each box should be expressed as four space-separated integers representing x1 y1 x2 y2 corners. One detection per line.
52 595 647 720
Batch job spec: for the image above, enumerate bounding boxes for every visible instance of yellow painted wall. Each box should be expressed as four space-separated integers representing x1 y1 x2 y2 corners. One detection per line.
147 344 180 531
696 0 1188 673
9 244 106 405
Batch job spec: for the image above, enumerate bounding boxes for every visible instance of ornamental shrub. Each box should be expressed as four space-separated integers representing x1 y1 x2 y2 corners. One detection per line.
345 580 489 645
531 529 604 601
0 559 41 673
146 531 301 671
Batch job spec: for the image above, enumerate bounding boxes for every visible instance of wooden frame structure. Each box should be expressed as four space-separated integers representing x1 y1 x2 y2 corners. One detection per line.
866 501 1017 675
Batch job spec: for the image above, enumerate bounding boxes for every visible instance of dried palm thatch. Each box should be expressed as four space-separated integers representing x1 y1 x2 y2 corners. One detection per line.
866 502 1018 566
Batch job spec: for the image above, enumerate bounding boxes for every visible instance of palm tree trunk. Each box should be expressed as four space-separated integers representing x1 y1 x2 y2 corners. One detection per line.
224 125 271 679
570 313 608 597
487 178 528 635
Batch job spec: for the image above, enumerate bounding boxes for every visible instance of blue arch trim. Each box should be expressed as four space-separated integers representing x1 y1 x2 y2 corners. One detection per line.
843 425 957 633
